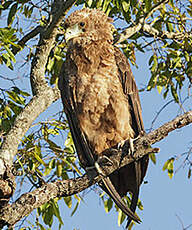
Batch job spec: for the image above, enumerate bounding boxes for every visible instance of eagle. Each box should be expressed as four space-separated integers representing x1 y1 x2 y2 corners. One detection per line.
59 8 149 227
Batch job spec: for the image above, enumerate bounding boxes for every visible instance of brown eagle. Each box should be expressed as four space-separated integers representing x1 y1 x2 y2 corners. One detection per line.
59 8 148 227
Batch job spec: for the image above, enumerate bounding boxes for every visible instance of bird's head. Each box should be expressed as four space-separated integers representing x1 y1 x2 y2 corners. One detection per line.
63 8 114 45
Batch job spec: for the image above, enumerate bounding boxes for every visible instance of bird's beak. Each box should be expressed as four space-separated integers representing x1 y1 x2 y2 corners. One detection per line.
65 24 83 42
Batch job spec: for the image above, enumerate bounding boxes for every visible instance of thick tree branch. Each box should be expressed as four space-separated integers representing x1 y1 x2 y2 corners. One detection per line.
0 88 60 175
30 0 76 95
0 111 191 228
0 0 76 175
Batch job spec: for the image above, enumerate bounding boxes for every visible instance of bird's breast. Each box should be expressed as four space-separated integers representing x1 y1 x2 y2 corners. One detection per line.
74 63 134 155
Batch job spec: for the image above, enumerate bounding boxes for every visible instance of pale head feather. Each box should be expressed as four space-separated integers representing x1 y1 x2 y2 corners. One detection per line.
64 8 114 43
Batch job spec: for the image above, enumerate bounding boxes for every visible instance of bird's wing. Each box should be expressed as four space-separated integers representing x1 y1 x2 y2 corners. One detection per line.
114 47 149 226
58 59 95 168
114 47 144 134
59 53 141 223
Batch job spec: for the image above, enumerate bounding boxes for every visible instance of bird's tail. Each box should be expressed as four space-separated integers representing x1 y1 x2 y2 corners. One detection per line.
126 161 141 228
100 175 141 224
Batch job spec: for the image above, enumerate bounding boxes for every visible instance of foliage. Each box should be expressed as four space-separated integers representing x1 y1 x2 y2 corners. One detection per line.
0 0 191 229
162 157 175 179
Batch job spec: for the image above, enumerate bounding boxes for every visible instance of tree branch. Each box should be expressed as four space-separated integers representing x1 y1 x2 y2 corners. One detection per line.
12 26 43 55
0 111 191 228
0 0 76 175
116 0 169 43
30 0 76 95
115 0 190 44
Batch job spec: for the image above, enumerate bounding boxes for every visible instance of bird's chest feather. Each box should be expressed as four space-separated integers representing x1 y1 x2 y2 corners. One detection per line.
67 47 134 154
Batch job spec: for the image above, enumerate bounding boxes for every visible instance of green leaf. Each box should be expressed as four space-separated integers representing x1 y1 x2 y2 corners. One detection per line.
122 1 130 12
2 53 13 69
118 209 126 226
38 223 46 230
6 91 25 105
51 200 64 225
157 85 163 94
104 197 113 213
149 153 156 164
71 201 80 216
166 22 173 32
47 128 59 135
47 139 62 154
64 132 75 153
128 221 134 230
64 196 72 208
56 162 63 177
96 0 103 8
162 159 169 171
87 0 93 7
145 0 151 12
8 101 22 115
163 158 174 179
168 163 174 179
48 159 55 169
137 199 144 211
147 74 157 91
151 55 158 72
47 58 54 72
171 84 179 103
7 3 18 26
33 145 46 166
4 45 16 62
42 206 53 227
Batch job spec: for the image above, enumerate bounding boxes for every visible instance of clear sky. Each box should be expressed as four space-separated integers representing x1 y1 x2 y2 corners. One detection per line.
1 3 192 230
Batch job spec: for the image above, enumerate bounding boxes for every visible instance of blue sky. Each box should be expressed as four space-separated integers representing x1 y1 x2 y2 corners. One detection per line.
1 3 192 230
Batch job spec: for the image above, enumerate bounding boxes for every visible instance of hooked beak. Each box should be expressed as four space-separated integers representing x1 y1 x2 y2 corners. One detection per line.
65 24 83 42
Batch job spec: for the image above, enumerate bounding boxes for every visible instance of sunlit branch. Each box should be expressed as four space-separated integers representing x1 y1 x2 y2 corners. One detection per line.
0 110 191 228
116 0 191 44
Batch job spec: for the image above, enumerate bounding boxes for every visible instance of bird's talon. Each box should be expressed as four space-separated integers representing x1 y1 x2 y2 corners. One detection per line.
117 140 126 150
97 155 113 166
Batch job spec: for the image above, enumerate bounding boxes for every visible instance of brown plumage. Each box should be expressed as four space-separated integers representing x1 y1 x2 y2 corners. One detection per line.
59 8 149 227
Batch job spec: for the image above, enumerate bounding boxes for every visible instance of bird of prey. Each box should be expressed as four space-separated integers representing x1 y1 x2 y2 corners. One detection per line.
59 8 149 227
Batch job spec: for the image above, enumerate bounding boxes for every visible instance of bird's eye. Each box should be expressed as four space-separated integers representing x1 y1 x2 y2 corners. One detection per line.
79 22 85 27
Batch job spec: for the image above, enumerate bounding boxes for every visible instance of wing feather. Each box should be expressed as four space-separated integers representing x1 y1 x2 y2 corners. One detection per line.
114 47 149 226
59 62 95 167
